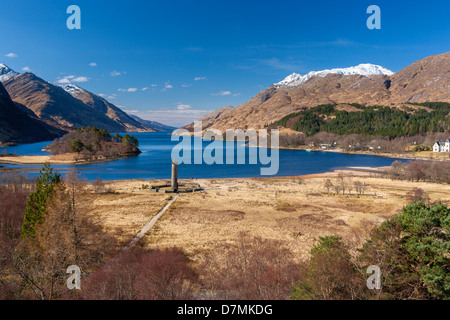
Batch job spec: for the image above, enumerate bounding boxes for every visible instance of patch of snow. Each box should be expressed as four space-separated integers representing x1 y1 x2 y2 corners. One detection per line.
59 84 86 97
0 63 19 83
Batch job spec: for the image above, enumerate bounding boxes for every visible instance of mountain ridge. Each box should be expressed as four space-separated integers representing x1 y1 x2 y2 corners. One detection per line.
188 51 450 132
0 65 174 137
58 84 154 132
274 63 394 88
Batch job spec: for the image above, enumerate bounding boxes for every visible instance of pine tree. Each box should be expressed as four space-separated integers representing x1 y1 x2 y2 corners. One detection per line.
21 163 61 238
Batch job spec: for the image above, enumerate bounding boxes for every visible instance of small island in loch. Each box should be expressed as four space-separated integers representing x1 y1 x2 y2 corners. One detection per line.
0 127 141 165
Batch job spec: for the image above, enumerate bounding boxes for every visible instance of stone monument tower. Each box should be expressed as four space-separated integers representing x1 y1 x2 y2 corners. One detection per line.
171 161 178 191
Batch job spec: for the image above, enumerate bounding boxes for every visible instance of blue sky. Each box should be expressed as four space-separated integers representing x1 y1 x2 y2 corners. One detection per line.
1 0 449 126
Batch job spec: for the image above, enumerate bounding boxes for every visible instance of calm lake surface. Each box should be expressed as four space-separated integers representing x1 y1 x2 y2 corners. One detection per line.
1 132 406 181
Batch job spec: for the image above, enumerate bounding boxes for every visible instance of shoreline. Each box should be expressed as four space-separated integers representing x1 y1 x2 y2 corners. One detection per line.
276 146 450 161
0 152 140 165
243 140 449 161
0 165 386 183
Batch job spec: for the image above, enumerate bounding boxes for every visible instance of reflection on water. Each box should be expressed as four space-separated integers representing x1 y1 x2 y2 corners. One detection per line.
2 131 406 181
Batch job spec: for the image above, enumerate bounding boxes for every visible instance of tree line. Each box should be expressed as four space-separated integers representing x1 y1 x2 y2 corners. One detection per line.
382 160 450 184
277 129 450 154
273 102 450 138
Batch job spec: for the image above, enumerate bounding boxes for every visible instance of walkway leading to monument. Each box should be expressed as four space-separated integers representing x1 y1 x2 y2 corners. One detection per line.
123 194 179 251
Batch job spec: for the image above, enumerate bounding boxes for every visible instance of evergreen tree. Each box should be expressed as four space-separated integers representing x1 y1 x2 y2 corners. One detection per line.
359 202 450 299
70 139 84 153
122 134 131 145
21 163 61 238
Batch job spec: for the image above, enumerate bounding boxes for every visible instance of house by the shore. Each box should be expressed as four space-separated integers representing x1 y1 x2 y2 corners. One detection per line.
433 139 450 152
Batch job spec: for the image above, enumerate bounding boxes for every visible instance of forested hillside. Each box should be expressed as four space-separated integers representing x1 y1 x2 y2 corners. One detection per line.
273 102 450 138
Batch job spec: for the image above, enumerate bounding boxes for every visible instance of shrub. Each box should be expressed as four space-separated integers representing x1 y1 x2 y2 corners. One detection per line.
81 247 198 300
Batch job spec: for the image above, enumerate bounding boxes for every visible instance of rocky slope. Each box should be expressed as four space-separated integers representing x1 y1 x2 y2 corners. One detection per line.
0 82 65 144
0 66 171 135
189 52 450 131
2 73 129 132
183 105 234 131
59 84 153 132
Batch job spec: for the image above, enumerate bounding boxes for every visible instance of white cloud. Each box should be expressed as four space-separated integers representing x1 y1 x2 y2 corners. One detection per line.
56 75 88 84
212 90 232 96
89 62 97 67
118 88 138 92
110 70 121 77
98 93 106 97
142 87 148 91
151 84 157 87
72 76 89 83
5 53 18 58
194 76 206 81
162 82 173 90
181 84 192 88
56 78 72 84
176 103 191 110
22 66 31 72
107 95 117 99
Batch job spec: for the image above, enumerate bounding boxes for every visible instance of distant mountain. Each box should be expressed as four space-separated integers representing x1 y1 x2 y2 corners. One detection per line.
129 114 177 131
59 84 154 132
189 52 450 131
274 63 394 88
0 65 168 134
2 72 129 132
0 82 65 144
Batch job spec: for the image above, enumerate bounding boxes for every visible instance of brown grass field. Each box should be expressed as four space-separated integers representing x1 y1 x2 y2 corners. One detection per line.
88 169 450 263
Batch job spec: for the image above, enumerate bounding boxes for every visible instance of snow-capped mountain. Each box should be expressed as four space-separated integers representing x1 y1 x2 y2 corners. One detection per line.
0 64 19 83
274 63 394 88
190 52 449 131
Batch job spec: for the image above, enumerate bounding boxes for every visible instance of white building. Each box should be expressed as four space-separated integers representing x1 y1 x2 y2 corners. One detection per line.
433 139 450 152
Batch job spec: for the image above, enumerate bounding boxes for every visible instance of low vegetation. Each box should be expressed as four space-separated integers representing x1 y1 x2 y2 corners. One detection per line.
0 165 448 300
81 247 199 300
382 160 450 184
292 200 450 300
